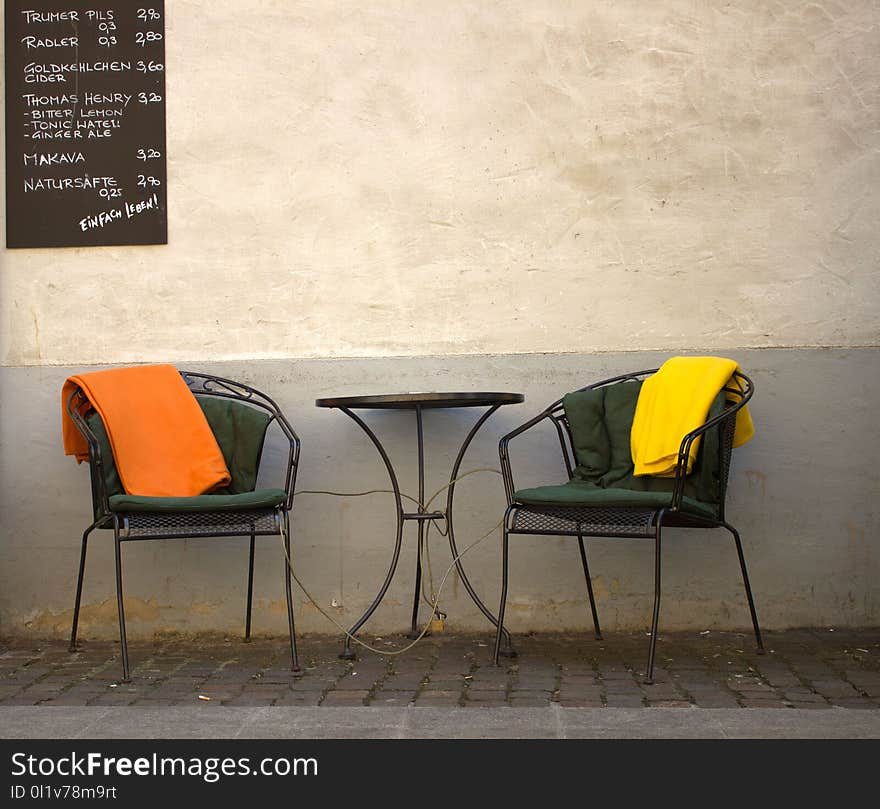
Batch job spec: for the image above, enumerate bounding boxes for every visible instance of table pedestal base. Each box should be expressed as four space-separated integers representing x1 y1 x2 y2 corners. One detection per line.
328 401 519 661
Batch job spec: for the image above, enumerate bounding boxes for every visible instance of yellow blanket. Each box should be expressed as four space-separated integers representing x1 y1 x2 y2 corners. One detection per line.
63 364 231 497
630 356 754 477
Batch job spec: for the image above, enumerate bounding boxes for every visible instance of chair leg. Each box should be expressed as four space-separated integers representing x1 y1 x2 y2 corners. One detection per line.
645 520 663 685
113 527 130 683
577 535 602 640
244 532 256 641
726 522 764 653
69 522 98 652
493 526 510 666
282 512 300 672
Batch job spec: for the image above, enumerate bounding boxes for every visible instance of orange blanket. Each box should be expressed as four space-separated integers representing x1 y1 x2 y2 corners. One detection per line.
62 365 231 497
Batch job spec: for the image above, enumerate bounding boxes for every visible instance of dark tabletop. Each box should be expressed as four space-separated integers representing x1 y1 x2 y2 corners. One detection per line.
315 392 525 410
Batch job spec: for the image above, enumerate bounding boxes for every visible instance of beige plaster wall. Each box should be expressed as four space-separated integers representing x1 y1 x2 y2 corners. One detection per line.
2 0 879 366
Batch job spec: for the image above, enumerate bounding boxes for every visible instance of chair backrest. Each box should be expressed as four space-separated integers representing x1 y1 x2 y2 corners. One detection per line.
74 375 276 521
560 378 727 511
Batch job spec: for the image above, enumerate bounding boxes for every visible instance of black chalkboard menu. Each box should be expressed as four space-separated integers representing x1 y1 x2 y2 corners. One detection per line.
5 1 167 248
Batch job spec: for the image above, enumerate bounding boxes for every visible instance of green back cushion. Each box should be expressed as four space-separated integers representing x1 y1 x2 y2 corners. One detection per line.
562 380 724 506
194 396 272 494
86 395 272 500
85 414 124 505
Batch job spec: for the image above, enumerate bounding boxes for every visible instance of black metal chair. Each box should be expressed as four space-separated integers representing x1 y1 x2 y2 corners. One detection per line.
66 371 301 681
493 368 763 682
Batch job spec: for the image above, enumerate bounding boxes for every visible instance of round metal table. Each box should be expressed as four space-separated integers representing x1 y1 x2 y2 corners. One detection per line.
315 391 524 659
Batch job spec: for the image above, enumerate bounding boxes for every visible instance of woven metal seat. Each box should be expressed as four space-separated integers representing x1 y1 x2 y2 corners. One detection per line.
65 371 301 681
510 505 656 537
494 368 763 683
118 508 281 539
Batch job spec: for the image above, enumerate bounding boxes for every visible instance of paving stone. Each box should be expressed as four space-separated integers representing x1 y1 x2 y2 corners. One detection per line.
647 700 693 708
83 694 137 706
740 701 787 709
334 676 379 691
368 695 413 706
691 695 741 707
466 681 508 691
603 684 643 695
641 687 682 700
464 695 508 706
834 698 878 709
219 696 276 706
1 695 47 706
424 677 465 689
321 691 370 706
273 693 324 706
557 698 603 707
382 675 427 689
783 691 826 704
604 695 645 707
416 695 462 707
810 681 861 698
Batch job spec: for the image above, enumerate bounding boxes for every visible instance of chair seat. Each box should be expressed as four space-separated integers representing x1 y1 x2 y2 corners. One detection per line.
513 481 718 520
109 488 287 513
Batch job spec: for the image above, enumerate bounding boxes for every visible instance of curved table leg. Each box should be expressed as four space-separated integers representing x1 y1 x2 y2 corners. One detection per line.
446 404 515 655
337 407 405 660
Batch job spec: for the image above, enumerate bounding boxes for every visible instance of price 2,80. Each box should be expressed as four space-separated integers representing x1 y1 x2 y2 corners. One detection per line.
135 30 163 46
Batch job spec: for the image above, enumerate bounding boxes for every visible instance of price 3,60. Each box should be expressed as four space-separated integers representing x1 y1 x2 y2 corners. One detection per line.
136 60 164 73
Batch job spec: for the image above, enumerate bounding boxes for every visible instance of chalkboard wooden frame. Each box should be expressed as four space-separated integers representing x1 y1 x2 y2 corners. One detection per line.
5 1 167 248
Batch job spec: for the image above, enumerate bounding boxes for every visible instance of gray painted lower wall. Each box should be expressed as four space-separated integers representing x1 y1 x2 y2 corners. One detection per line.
1 348 877 640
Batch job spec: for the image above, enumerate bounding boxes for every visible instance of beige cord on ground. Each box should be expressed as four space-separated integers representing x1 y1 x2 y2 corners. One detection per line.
415 468 501 611
296 488 422 508
280 516 503 657
287 469 503 656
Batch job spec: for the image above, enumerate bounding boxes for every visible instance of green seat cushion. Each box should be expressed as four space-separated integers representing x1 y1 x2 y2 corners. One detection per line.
109 488 286 513
513 379 725 519
513 481 717 519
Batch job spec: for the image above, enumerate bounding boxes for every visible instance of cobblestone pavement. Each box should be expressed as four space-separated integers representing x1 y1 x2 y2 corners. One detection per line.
1 629 878 709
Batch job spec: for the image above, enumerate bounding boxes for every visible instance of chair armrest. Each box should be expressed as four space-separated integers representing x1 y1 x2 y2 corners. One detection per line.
499 370 659 506
271 409 301 511
66 387 112 520
181 372 302 513
252 390 300 512
499 403 563 505
669 372 754 510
